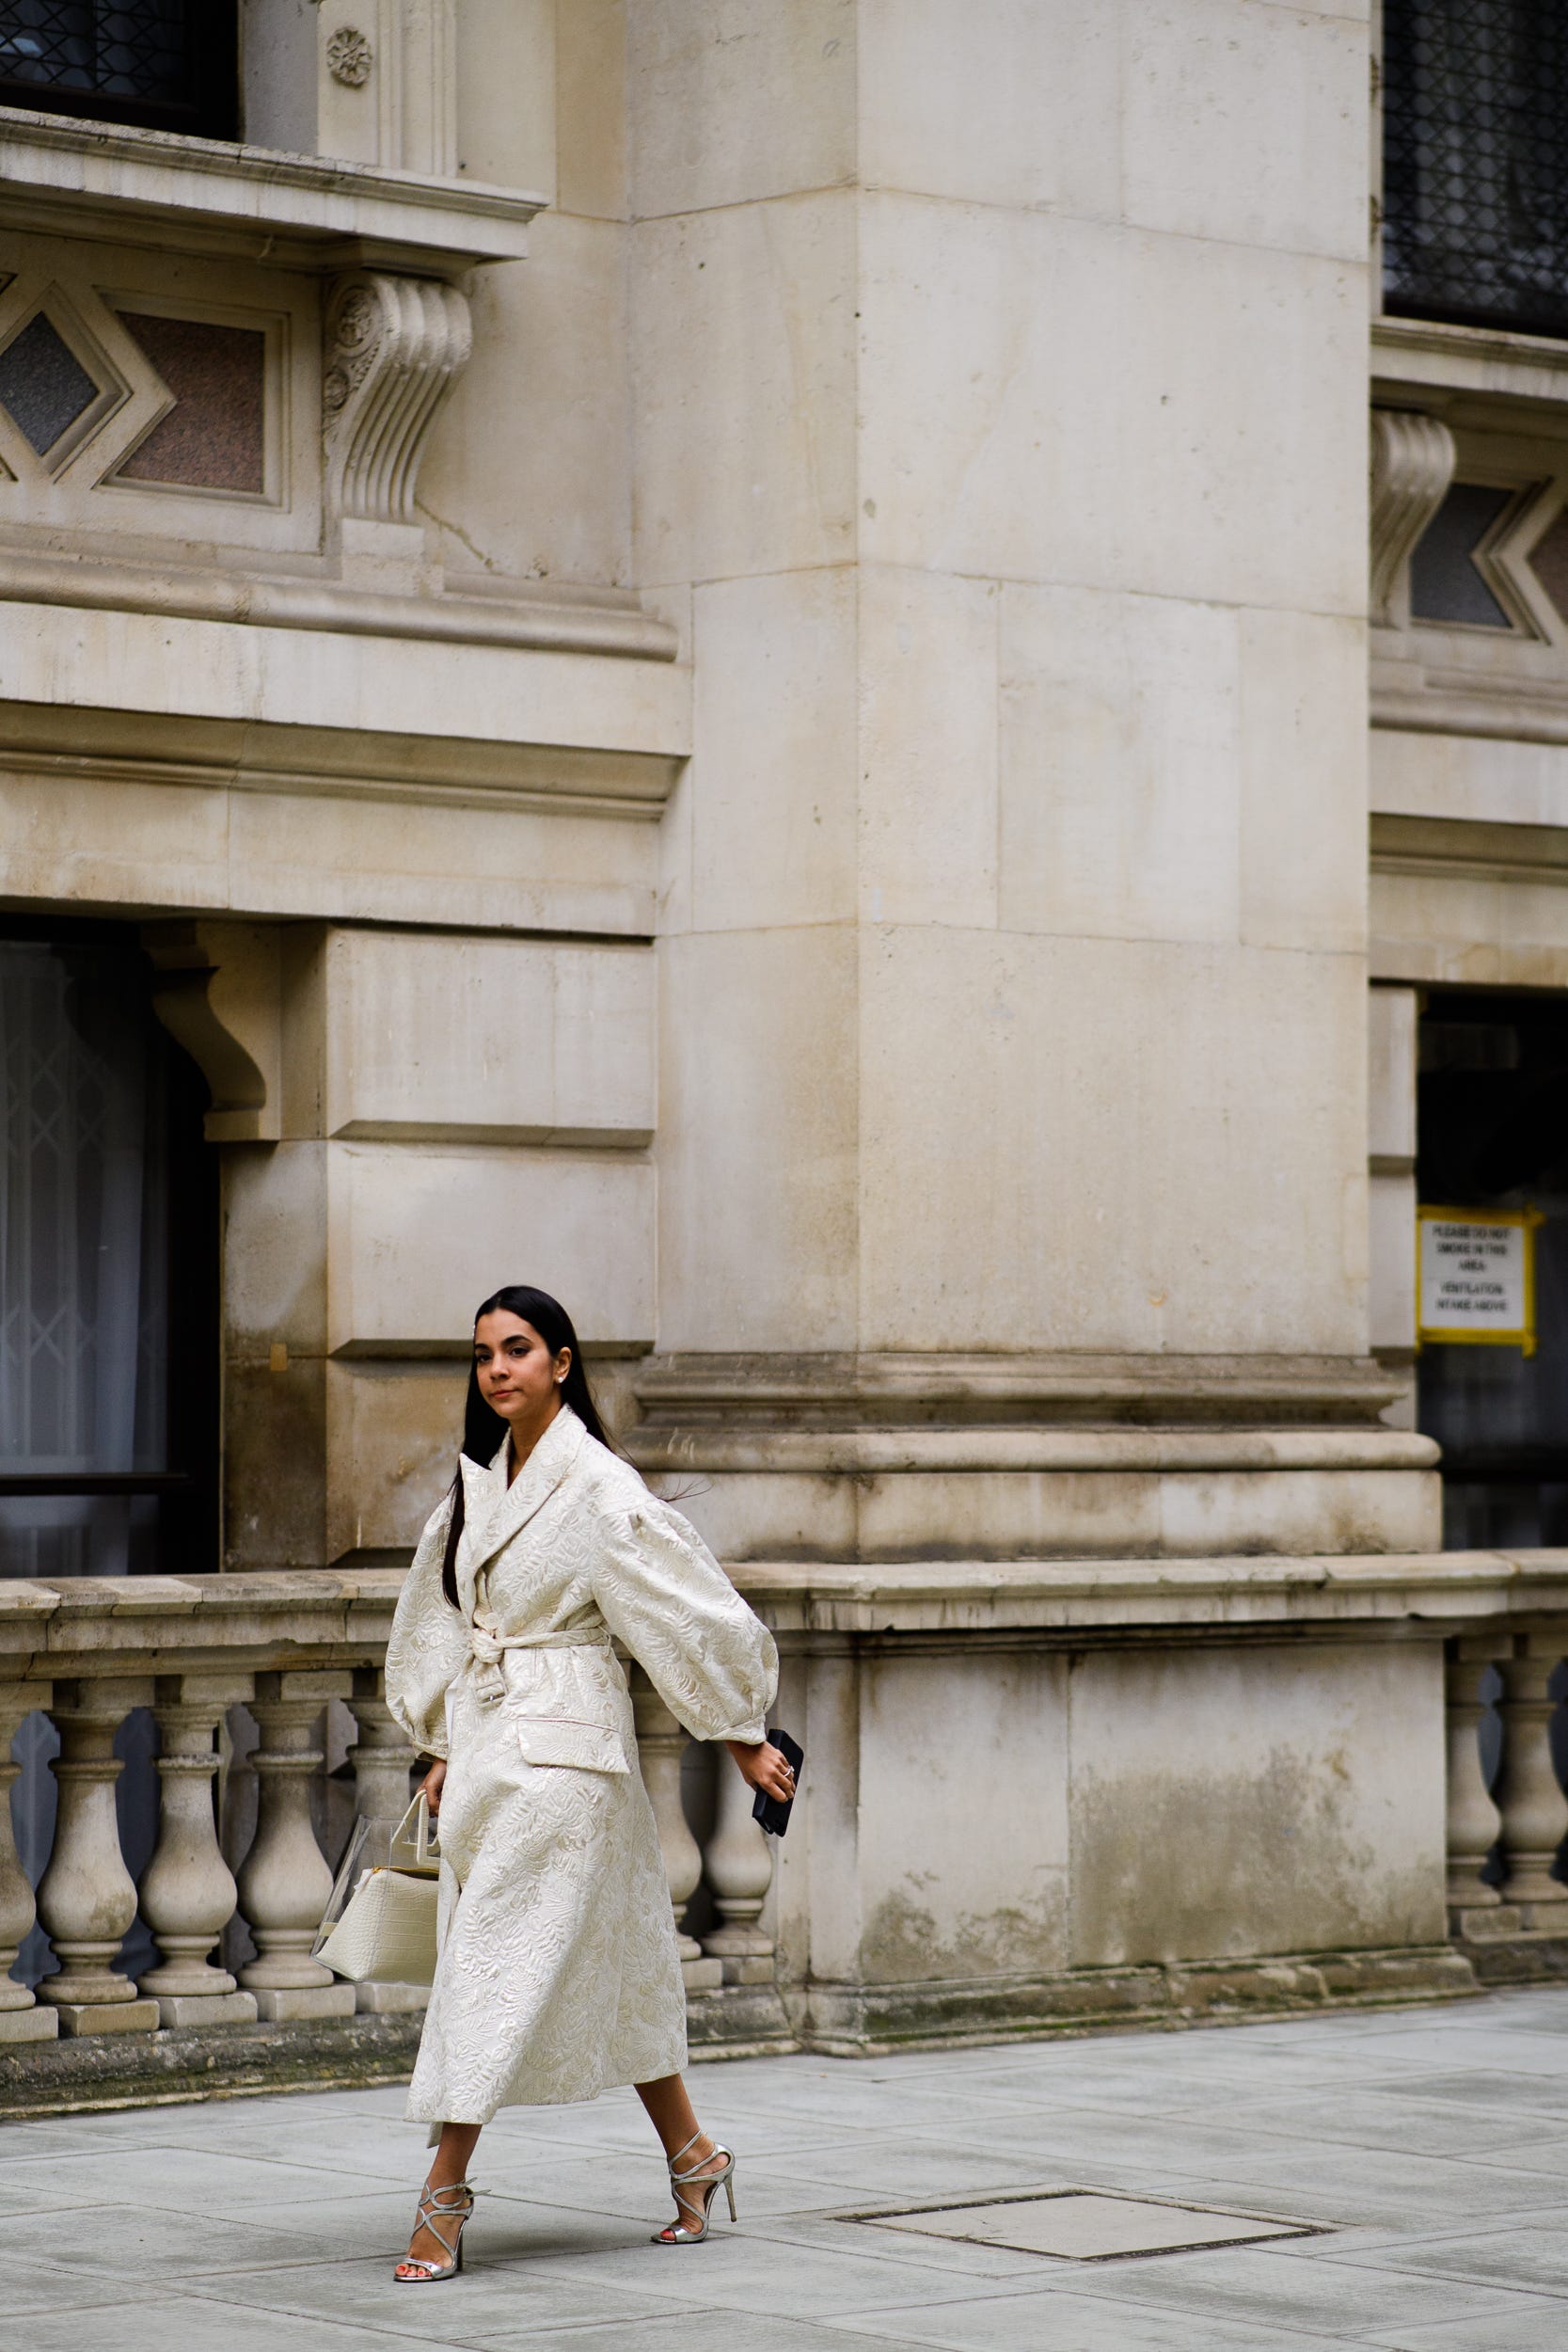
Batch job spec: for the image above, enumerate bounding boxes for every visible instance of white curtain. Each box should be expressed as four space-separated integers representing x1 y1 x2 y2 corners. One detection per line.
1 937 168 1578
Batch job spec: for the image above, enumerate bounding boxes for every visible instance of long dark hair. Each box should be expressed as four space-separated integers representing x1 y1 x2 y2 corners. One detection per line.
439 1285 613 1608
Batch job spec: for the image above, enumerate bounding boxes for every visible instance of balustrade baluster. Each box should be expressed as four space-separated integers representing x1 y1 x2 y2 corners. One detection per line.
36 1678 160 2034
346 1666 425 2014
630 1668 721 1991
1496 1638 1568 1926
1446 1643 1506 1925
138 1674 258 2026
236 1670 356 2020
702 1743 776 1983
0 1683 57 2042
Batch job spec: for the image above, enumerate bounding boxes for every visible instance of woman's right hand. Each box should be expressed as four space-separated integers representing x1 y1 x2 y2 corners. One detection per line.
419 1757 448 1818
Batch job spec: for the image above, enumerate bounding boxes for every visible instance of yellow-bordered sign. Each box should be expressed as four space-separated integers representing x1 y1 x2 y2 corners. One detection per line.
1417 1205 1544 1356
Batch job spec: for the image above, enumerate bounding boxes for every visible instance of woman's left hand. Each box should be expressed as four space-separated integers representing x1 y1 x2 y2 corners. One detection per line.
725 1739 797 1802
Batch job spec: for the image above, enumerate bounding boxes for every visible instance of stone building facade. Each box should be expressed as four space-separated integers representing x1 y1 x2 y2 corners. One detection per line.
1 2 1566 2074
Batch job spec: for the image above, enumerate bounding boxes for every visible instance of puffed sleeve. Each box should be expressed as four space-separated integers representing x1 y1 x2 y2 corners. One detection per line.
592 1497 778 1744
384 1493 468 1760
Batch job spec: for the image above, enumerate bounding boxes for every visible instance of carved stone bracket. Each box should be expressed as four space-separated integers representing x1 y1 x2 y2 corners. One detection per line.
1370 406 1457 626
322 271 471 529
142 920 283 1144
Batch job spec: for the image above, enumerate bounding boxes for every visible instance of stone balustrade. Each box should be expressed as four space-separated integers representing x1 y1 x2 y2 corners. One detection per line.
11 1549 1568 2105
1447 1629 1568 1973
0 1575 780 2063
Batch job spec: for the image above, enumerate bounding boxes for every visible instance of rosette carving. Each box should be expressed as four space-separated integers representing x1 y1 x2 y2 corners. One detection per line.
322 271 472 528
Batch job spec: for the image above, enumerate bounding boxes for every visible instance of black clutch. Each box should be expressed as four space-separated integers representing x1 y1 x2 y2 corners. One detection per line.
752 1725 803 1837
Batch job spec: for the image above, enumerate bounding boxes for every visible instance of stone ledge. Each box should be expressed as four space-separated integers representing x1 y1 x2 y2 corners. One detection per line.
735 1551 1568 1637
0 108 542 274
686 1979 797 2059
0 2012 424 2120
1459 1935 1568 1987
796 1946 1479 2058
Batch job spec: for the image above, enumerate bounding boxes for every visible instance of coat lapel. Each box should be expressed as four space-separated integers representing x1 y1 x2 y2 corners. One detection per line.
461 1405 586 1580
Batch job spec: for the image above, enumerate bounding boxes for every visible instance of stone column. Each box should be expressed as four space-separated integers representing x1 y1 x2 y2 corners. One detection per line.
1446 1643 1507 1931
1496 1640 1568 1925
138 1675 259 2027
36 1678 159 2035
346 1665 424 2016
236 1670 356 2019
701 1746 776 1984
0 1684 57 2043
630 1669 719 1991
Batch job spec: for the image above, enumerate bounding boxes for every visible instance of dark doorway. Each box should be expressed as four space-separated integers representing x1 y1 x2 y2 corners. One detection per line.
1418 988 1568 1546
1 918 218 1578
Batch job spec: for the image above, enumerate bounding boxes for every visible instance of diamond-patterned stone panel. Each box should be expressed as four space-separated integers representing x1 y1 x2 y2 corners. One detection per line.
0 309 101 456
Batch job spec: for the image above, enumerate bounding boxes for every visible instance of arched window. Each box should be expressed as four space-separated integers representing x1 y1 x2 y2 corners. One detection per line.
1384 0 1568 341
0 2 237 140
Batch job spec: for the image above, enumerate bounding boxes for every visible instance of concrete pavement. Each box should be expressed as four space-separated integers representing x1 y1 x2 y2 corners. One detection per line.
7 1986 1568 2349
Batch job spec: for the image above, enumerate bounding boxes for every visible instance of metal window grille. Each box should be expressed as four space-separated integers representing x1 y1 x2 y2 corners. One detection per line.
1384 0 1568 341
0 1 236 137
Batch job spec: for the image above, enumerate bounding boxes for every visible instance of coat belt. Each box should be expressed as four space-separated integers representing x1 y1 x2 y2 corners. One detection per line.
465 1620 613 1706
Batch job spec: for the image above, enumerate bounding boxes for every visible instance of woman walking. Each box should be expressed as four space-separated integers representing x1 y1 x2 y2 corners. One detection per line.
382 1283 793 2284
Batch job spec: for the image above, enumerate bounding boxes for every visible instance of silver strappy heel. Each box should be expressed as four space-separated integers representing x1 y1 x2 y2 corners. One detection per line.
652 2128 736 2244
394 2179 479 2281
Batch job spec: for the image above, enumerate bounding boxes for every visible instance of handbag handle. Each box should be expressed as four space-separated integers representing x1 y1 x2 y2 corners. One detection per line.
391 1789 438 1867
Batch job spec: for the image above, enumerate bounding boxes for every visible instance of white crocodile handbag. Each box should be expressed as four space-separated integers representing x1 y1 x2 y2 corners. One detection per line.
314 1793 440 1986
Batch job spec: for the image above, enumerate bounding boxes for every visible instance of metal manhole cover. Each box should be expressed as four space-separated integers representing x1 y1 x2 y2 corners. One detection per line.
844 2188 1324 2262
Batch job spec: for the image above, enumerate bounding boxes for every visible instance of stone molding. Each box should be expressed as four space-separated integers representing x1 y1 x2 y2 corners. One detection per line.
1372 674 1568 747
631 1427 1434 1476
0 549 677 662
1370 407 1456 626
322 270 469 528
1373 312 1568 409
1 699 683 822
632 1350 1415 1430
1370 810 1568 887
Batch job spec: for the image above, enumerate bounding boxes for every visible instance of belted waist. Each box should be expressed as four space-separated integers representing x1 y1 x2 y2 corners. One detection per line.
465 1620 613 1706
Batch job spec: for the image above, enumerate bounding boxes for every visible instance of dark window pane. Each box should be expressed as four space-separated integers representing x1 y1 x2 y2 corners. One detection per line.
1408 482 1515 627
0 1 235 137
0 308 99 455
1384 1 1568 340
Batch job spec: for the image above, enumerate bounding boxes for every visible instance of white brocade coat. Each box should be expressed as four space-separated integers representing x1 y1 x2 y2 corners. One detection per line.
383 1406 778 2123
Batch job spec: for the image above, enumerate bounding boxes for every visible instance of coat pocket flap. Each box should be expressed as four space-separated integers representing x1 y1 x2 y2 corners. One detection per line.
513 1712 630 1775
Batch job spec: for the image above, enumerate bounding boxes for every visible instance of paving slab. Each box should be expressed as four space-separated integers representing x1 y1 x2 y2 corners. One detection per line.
1047 2240 1552 2335
828 2283 1347 2349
